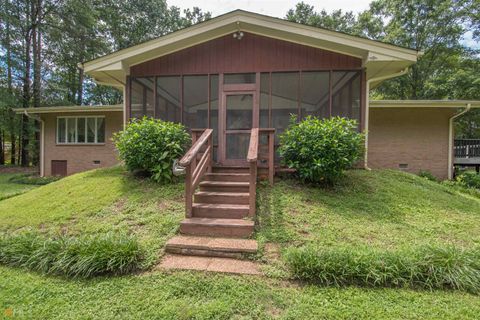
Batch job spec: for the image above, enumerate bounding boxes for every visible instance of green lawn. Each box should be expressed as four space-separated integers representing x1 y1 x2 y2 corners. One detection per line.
256 170 480 250
1 166 480 319
0 173 41 201
2 267 480 319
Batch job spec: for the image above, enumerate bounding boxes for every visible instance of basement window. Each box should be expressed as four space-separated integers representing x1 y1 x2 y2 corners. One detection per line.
57 116 105 144
399 163 409 169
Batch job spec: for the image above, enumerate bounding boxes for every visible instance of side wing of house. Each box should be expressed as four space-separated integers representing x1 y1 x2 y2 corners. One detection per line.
369 101 480 180
15 106 123 176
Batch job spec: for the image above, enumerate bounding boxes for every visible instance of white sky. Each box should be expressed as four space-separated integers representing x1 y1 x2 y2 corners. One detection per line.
168 0 372 18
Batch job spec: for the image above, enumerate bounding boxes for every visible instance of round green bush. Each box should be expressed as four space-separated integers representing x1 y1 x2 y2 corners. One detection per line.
113 117 190 183
278 116 364 184
456 171 480 189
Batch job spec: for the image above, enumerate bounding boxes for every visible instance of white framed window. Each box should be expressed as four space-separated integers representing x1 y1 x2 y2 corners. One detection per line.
56 116 105 144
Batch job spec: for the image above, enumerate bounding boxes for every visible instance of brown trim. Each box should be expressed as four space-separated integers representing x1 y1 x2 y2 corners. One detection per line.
207 74 211 128
126 76 131 122
180 75 184 123
360 69 367 132
153 76 157 118
268 72 272 127
223 83 256 92
329 70 333 117
298 71 302 119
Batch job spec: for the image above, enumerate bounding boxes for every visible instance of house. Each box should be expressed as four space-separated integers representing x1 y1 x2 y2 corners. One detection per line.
16 10 480 180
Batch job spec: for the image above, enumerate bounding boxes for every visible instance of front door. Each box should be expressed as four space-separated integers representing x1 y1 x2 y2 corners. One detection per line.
218 74 259 165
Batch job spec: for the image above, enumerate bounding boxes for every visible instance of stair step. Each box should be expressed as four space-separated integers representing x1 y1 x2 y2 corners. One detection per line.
204 173 250 182
159 254 261 275
194 191 249 205
199 181 249 192
192 203 249 219
180 218 254 238
165 236 257 258
212 166 250 174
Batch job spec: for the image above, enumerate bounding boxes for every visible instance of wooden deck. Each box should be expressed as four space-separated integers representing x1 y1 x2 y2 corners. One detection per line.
454 139 480 172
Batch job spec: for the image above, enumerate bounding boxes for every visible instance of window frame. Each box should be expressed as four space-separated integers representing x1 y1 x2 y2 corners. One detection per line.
56 116 106 145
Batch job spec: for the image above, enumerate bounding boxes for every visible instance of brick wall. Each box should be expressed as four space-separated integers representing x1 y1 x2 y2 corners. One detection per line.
368 107 456 180
42 111 123 176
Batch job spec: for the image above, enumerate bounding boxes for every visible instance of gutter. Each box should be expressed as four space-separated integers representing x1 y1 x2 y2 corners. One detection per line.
448 103 472 179
23 110 45 177
364 67 409 169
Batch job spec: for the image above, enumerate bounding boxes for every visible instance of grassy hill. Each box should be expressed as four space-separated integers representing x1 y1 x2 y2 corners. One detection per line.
1 166 480 319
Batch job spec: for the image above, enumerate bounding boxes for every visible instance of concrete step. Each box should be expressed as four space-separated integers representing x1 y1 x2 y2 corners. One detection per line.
204 172 250 182
194 191 249 205
192 203 250 219
199 181 249 192
159 254 261 275
165 235 257 259
180 218 254 238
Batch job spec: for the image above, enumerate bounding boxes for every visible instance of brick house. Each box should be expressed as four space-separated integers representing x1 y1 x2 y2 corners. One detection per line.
16 10 480 180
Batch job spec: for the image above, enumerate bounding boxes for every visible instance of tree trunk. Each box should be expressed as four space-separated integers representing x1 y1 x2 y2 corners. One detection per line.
33 0 42 108
21 0 33 167
0 130 4 166
77 67 84 105
10 131 16 165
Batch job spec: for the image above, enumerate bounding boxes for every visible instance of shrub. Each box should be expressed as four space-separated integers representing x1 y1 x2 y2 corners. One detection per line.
278 116 364 184
9 173 61 185
0 232 144 277
284 245 480 293
114 117 190 183
418 170 438 182
456 171 480 189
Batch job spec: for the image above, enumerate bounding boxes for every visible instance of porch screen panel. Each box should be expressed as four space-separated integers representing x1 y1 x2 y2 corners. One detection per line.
156 76 181 123
271 72 299 159
130 77 154 118
183 75 208 129
301 72 330 119
260 73 270 128
210 75 219 161
331 71 361 124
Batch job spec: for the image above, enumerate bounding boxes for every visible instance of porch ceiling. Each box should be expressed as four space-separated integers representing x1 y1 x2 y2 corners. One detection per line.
82 10 420 88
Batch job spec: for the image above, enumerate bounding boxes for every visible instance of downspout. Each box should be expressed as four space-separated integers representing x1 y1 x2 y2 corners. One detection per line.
364 68 409 169
448 103 471 180
23 110 45 177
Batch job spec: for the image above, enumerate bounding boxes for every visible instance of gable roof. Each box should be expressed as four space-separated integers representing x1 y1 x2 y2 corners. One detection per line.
81 10 420 88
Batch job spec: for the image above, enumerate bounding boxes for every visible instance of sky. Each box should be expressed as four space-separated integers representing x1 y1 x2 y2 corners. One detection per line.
167 0 372 18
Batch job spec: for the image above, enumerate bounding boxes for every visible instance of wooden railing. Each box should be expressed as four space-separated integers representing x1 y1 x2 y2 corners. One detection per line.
455 139 480 158
247 129 259 217
179 129 213 217
258 128 275 185
246 128 275 217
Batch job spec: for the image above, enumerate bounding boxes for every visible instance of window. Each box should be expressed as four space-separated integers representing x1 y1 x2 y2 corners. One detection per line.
131 77 154 118
156 76 181 122
331 71 361 121
183 75 209 129
301 71 330 119
57 116 105 144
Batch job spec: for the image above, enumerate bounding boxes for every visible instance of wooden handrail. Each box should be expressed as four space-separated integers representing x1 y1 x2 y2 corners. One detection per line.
181 129 213 217
179 129 213 166
247 128 259 163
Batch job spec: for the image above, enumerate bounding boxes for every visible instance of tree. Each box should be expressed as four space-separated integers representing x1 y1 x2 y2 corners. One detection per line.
287 1 480 137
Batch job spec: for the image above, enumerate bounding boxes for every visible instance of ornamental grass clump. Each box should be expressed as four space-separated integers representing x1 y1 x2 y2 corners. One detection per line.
114 117 190 183
278 116 364 185
284 245 480 294
0 232 144 278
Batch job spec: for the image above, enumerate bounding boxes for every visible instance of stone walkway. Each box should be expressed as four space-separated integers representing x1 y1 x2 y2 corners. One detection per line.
159 254 261 275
